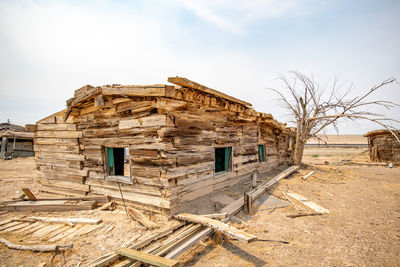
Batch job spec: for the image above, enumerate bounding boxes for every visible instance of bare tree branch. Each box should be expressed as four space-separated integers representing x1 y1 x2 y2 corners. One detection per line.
268 71 399 164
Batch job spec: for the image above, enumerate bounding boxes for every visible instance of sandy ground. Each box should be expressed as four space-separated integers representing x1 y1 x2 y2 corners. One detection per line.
0 158 176 267
182 148 400 266
0 148 399 266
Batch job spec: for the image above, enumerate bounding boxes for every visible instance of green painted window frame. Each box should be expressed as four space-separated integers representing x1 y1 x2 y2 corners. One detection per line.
215 147 232 173
258 144 266 162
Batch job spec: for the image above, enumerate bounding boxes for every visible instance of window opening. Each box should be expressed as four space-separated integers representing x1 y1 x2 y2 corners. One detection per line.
258 144 266 162
106 147 130 177
215 147 232 173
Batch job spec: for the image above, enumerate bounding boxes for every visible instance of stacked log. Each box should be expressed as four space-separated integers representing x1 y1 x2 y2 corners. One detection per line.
35 79 296 214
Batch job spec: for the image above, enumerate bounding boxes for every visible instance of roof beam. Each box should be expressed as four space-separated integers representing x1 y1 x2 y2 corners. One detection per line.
168 76 252 107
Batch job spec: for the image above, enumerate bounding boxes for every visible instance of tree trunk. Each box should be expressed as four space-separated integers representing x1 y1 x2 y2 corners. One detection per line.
293 139 305 165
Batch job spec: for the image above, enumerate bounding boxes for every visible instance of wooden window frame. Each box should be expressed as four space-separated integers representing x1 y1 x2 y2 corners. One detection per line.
103 146 133 185
214 146 233 175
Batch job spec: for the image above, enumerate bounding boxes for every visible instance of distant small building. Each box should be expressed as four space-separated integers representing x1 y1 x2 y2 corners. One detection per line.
364 130 400 164
0 123 35 159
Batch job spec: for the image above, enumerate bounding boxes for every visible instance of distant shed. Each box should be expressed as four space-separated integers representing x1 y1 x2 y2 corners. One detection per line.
0 123 35 159
364 130 400 164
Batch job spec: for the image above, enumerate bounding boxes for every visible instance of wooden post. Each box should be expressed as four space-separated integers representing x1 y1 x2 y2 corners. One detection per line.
12 138 16 158
244 192 252 214
0 137 7 159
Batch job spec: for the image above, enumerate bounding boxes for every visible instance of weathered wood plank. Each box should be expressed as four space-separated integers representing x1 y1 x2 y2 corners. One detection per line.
116 248 178 267
174 213 257 242
35 131 83 138
37 124 77 131
168 77 251 107
287 192 329 214
128 208 158 229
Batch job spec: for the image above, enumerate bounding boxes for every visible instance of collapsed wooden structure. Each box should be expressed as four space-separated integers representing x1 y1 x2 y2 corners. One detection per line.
34 77 296 214
364 130 400 165
0 123 34 159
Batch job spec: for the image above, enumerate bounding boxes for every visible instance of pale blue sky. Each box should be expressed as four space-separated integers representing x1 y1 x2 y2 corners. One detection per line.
1 0 399 133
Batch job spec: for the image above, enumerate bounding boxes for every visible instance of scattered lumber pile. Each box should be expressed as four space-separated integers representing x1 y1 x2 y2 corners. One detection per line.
85 166 298 266
0 216 104 245
0 189 109 212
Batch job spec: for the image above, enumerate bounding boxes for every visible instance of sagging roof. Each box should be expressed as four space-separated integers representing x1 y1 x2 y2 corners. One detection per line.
61 76 291 133
0 130 34 139
364 129 400 138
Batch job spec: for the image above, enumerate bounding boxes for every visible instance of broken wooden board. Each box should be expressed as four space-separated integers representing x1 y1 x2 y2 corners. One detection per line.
128 208 158 229
302 171 314 180
0 200 97 212
0 238 73 252
199 213 228 220
116 248 179 267
287 192 329 214
174 213 257 242
22 188 37 201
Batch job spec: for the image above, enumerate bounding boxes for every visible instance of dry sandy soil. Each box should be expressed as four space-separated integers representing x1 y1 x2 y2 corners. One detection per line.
0 147 399 266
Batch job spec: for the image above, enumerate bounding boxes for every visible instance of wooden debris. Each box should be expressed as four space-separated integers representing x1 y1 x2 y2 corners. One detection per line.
287 192 329 214
116 248 179 267
128 208 158 229
85 223 183 267
302 171 314 180
200 213 228 220
0 200 97 212
287 213 323 218
244 192 252 213
0 238 72 252
174 213 257 242
100 201 116 211
221 165 300 215
282 192 300 214
20 216 102 225
22 188 37 201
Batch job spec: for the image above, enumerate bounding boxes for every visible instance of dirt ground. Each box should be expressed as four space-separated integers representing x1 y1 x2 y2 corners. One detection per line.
0 147 399 266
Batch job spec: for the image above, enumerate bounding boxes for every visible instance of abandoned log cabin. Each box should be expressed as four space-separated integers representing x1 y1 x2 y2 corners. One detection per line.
34 77 296 214
0 123 34 159
364 130 400 165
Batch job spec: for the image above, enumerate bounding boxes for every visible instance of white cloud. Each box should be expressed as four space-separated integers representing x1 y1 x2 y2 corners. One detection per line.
177 0 323 34
179 0 244 35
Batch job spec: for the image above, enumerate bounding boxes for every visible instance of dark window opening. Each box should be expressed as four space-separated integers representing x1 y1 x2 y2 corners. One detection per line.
106 147 129 177
215 147 232 173
258 144 266 162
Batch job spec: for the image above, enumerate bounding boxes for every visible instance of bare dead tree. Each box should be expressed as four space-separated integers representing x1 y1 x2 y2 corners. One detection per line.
268 71 399 165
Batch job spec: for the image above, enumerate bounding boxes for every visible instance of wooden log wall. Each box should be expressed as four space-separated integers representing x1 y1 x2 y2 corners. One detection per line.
34 111 87 197
367 134 400 164
35 84 295 214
